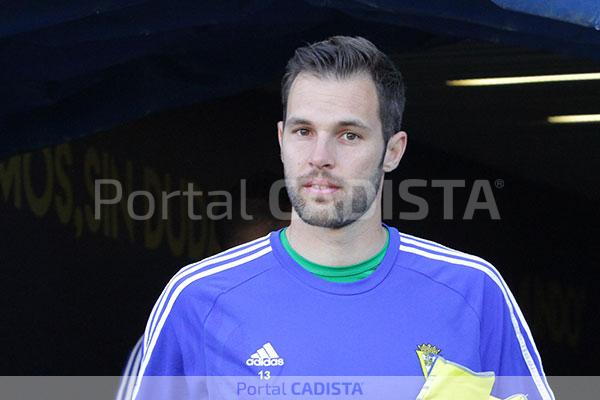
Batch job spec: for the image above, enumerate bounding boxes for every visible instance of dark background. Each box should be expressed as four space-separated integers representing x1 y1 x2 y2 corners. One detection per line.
1 1 599 376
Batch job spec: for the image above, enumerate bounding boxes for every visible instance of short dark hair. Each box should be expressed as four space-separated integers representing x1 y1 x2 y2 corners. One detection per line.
281 36 406 143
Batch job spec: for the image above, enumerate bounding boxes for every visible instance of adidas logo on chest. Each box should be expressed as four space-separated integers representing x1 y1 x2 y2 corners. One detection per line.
246 342 285 367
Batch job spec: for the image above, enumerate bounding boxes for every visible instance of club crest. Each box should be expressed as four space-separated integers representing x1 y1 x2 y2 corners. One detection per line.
416 343 442 376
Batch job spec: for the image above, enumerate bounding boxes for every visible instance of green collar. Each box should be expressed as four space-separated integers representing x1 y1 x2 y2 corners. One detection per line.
279 227 389 282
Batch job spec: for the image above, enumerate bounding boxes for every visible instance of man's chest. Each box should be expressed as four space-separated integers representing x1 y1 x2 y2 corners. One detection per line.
194 289 481 377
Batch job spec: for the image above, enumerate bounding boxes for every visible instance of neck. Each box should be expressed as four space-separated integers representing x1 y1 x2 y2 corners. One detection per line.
285 198 387 267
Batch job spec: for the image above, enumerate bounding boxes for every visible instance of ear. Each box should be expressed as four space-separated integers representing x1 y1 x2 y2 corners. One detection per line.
277 121 285 162
277 121 284 148
382 131 407 172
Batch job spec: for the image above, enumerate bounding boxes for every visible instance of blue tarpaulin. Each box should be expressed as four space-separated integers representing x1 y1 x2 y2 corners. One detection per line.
491 0 600 29
2 0 600 158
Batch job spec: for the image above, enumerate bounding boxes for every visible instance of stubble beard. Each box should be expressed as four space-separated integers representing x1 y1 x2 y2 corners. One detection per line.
284 167 384 230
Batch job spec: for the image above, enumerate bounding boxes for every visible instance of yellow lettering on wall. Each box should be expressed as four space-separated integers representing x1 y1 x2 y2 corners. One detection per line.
520 275 585 348
23 149 53 217
164 174 185 258
188 186 213 260
143 166 163 250
0 155 22 208
84 147 101 233
110 157 135 242
540 278 584 347
54 144 74 224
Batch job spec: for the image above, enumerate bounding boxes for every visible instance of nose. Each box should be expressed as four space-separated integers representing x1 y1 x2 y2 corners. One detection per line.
308 135 335 169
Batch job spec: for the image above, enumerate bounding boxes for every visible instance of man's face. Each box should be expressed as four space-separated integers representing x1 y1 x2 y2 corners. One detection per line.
278 72 387 229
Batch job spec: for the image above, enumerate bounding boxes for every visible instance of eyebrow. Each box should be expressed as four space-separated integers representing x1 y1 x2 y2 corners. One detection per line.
286 117 370 130
286 117 312 127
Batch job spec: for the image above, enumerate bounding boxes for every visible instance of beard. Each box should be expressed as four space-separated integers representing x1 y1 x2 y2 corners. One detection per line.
284 167 384 230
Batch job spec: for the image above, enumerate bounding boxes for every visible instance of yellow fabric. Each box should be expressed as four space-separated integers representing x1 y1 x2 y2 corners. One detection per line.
416 353 495 400
415 351 527 400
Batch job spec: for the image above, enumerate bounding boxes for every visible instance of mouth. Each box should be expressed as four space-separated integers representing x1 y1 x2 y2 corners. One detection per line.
302 179 341 195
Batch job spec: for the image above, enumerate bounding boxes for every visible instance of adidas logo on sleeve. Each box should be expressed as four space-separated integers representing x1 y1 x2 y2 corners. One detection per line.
245 342 285 367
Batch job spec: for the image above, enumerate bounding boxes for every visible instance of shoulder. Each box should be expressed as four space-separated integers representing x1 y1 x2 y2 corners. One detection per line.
170 232 275 305
392 229 510 311
141 233 275 350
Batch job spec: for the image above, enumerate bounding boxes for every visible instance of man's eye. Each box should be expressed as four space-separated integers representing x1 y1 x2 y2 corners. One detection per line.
296 128 310 136
342 132 359 141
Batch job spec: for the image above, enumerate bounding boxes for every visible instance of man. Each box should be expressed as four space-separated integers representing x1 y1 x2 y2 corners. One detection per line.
132 36 554 400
